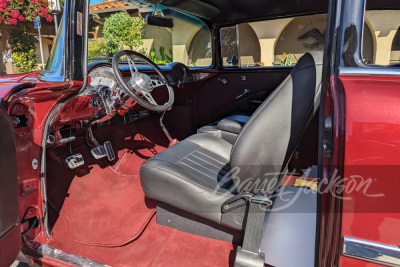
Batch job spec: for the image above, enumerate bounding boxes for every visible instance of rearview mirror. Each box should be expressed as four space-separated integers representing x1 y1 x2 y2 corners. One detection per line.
146 15 174 28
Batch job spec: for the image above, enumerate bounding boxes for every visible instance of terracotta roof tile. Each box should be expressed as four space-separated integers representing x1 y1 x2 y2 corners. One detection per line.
89 0 151 12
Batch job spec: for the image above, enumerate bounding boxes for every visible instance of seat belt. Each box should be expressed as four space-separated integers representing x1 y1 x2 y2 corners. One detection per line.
234 189 272 267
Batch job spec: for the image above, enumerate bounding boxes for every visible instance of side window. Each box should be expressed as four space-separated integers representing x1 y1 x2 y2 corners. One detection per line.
221 14 329 68
220 26 239 67
362 10 400 66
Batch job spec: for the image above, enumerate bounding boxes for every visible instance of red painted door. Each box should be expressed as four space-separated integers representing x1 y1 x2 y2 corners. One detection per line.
339 74 400 266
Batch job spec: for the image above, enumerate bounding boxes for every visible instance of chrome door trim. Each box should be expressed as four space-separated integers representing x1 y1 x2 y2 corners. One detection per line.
39 245 109 267
339 67 400 77
343 237 400 267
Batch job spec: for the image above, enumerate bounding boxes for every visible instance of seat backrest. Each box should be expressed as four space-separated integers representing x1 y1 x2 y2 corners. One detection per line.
230 51 323 194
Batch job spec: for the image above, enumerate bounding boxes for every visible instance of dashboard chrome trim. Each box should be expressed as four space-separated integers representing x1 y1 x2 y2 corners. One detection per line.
343 237 400 266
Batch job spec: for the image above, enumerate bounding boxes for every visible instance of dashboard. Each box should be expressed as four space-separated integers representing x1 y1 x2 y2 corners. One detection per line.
51 62 203 129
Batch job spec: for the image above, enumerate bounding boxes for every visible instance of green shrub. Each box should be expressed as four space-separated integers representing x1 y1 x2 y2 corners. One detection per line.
102 12 145 55
273 53 297 66
147 45 173 64
88 37 106 59
10 29 38 73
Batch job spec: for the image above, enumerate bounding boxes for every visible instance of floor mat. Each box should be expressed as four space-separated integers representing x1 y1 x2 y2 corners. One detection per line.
49 215 236 267
147 229 236 267
48 136 163 247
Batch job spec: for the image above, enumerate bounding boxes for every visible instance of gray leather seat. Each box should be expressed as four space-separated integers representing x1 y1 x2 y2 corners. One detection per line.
140 51 323 225
197 114 251 144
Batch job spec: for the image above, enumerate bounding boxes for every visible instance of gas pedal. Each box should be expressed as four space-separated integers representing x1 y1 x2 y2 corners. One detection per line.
104 141 115 161
90 141 115 161
65 153 84 169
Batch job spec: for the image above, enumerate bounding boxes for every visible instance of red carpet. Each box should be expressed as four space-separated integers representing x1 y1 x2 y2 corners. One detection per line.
46 120 235 265
50 140 161 247
48 215 235 267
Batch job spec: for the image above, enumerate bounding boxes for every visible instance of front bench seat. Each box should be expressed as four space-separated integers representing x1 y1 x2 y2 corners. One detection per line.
140 51 323 225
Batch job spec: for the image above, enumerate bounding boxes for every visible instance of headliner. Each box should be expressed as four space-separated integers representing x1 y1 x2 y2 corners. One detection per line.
145 0 400 25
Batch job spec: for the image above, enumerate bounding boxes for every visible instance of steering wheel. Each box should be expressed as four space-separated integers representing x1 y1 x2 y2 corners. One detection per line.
112 50 175 112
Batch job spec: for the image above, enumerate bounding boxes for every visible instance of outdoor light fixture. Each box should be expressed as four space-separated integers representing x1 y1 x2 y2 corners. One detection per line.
48 0 61 14
47 0 62 33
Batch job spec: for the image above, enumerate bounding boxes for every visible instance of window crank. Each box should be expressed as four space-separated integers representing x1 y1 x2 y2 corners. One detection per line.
218 78 228 85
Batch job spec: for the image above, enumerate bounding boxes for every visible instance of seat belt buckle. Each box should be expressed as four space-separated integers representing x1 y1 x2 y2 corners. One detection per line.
249 189 272 207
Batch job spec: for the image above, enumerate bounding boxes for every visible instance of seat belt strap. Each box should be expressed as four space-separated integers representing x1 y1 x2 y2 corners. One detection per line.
234 189 272 267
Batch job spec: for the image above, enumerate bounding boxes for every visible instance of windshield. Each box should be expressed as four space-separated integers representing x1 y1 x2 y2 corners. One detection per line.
88 0 212 67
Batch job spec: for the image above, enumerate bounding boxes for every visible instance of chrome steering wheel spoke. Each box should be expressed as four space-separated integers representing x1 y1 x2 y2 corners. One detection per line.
151 78 164 88
127 55 139 77
141 91 158 105
112 50 175 112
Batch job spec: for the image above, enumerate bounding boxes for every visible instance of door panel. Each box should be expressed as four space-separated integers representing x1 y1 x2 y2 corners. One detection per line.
194 68 292 128
0 105 20 266
341 75 400 251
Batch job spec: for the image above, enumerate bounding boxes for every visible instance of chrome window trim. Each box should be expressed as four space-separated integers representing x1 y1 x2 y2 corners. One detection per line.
339 67 400 76
343 237 400 267
236 24 241 68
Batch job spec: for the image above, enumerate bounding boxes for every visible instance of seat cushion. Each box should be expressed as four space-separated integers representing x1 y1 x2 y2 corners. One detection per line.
140 133 235 223
197 115 251 144
198 114 251 133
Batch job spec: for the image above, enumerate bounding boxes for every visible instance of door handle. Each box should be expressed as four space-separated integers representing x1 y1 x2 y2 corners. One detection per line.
323 115 333 159
236 89 249 99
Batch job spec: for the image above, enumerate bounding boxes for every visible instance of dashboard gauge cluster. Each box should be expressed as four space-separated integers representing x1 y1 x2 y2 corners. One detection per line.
86 66 129 122
89 66 118 90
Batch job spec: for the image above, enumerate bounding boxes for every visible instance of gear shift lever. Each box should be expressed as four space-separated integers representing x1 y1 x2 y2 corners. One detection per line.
160 111 178 147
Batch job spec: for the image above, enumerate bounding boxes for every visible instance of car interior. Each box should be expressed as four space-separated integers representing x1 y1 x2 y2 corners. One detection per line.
41 0 327 266
0 0 397 265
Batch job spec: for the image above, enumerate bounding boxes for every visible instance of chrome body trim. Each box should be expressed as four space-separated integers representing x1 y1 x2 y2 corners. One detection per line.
339 67 400 76
343 237 400 267
39 245 109 267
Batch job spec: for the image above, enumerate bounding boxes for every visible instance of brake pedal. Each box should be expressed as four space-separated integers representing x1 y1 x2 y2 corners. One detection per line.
91 146 107 159
90 141 115 161
65 153 84 169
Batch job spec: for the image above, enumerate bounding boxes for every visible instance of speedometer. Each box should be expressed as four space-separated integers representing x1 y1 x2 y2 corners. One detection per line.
89 66 117 90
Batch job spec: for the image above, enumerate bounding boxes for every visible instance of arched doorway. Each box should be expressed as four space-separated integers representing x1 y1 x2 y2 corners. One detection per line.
274 14 374 63
187 26 212 66
390 27 400 64
238 23 261 67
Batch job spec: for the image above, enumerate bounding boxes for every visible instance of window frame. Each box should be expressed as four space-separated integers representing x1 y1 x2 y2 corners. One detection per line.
338 0 400 76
